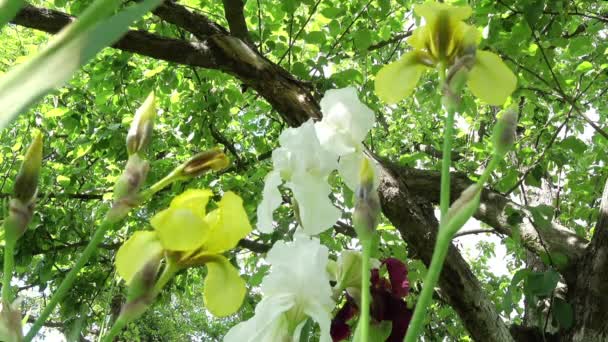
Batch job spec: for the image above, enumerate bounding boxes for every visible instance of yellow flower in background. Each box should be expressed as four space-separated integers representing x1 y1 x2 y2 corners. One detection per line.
116 189 252 317
375 1 517 105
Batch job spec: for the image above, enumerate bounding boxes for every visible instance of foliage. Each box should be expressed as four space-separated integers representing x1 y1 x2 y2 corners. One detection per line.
0 0 607 341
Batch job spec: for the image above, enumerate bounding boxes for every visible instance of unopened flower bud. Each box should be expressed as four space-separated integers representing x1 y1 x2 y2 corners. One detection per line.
492 107 518 157
126 92 156 156
14 132 42 204
181 149 229 177
444 184 481 236
120 257 161 323
353 157 380 241
5 199 35 243
113 154 150 203
0 297 23 342
447 184 479 221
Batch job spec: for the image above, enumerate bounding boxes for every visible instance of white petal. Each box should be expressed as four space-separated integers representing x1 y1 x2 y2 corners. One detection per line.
223 294 295 342
304 301 333 342
315 120 356 156
256 171 283 233
287 174 341 236
338 153 381 192
337 152 364 191
319 87 375 152
232 234 335 342
278 120 338 178
262 233 335 308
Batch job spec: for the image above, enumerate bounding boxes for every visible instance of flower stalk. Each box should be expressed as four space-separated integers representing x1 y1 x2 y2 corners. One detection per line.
405 107 518 341
353 157 379 342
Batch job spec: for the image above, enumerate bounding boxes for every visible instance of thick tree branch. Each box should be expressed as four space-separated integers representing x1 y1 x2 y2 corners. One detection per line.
399 166 588 275
12 5 219 69
221 0 252 43
568 177 608 341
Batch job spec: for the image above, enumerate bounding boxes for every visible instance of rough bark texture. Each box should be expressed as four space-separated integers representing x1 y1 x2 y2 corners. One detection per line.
10 2 607 341
567 178 608 341
400 167 588 277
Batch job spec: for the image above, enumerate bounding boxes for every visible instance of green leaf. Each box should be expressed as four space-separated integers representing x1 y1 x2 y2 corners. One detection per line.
353 29 372 51
552 298 573 329
0 0 162 130
575 61 593 73
45 107 69 118
524 270 559 297
0 0 23 29
321 6 343 18
530 204 554 230
523 0 545 28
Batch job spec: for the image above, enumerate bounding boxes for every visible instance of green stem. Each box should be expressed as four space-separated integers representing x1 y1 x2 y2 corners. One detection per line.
478 156 499 186
359 238 372 342
403 234 450 342
101 316 128 342
439 108 455 223
2 239 15 304
137 169 185 203
24 218 115 342
404 155 502 342
405 63 455 341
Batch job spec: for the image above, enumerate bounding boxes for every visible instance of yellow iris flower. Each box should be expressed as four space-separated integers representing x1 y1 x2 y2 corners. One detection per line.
375 1 517 105
115 189 252 317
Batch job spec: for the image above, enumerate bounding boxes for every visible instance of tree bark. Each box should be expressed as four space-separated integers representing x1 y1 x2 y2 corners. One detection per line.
567 177 608 341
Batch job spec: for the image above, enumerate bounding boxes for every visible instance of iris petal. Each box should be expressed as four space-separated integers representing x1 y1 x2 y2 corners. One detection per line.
374 52 429 104
170 188 212 213
151 207 208 251
204 191 252 254
414 2 472 23
115 231 163 285
467 51 517 105
203 255 247 317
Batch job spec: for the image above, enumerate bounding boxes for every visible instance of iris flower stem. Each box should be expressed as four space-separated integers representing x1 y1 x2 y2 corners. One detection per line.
2 238 15 305
102 316 128 342
404 231 450 342
404 155 502 342
404 63 456 342
359 238 373 342
25 218 115 342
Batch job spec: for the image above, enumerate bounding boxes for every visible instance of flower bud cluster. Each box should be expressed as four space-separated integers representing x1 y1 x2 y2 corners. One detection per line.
6 132 43 243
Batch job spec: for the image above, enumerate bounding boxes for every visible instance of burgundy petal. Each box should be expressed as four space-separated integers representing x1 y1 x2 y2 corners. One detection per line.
383 258 410 298
384 295 413 342
331 295 359 341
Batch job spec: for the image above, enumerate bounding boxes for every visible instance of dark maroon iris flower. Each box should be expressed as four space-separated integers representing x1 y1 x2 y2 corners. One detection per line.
331 257 413 342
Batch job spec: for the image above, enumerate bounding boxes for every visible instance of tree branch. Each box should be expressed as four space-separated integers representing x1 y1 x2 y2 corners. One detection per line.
398 165 588 276
221 0 252 43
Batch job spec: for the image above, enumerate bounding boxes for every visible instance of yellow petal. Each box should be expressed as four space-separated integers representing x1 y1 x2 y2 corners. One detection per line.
414 2 473 61
203 255 247 317
407 26 428 51
204 191 252 254
115 231 163 285
151 207 209 251
460 24 482 50
467 51 517 105
170 188 213 214
414 2 472 23
374 51 429 104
